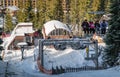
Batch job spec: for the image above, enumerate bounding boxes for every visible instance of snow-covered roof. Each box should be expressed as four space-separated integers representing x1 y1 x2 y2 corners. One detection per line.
7 6 19 11
43 20 71 36
16 22 33 26
2 22 34 50
15 22 34 34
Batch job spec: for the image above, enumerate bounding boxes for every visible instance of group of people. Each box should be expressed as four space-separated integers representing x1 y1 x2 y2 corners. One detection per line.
81 19 108 35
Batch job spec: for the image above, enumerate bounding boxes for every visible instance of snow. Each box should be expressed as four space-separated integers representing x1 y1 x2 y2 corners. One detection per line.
1 60 120 77
16 22 33 26
0 42 120 77
43 48 86 69
42 47 98 70
17 42 27 46
7 6 19 11
2 22 34 51
43 20 71 36
0 61 7 77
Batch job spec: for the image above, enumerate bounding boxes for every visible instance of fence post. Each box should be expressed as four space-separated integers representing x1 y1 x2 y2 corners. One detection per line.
94 40 99 69
86 45 89 58
39 39 44 66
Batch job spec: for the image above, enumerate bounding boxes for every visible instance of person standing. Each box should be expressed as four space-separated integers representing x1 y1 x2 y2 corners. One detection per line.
95 20 100 34
100 20 108 34
25 33 32 46
89 21 95 34
81 19 90 35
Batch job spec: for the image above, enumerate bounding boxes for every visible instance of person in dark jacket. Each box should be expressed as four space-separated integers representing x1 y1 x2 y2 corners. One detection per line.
100 20 108 34
95 20 100 34
25 33 32 46
81 19 89 34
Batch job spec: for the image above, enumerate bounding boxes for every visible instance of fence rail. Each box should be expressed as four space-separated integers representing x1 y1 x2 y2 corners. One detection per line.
65 66 104 72
52 66 104 74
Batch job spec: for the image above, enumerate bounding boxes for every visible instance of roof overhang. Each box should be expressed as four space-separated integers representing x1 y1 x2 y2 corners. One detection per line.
43 20 71 36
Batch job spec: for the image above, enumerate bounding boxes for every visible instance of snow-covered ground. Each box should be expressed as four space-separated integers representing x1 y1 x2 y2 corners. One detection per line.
43 47 95 70
0 43 120 77
1 59 120 77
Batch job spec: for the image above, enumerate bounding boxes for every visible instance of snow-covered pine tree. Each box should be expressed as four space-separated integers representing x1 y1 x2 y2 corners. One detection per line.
103 0 120 67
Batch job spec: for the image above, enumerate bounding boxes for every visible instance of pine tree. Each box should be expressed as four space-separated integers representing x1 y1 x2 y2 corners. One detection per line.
69 0 91 36
4 14 13 32
47 0 57 20
24 0 34 22
46 0 56 21
16 10 26 22
16 0 26 22
36 0 46 29
53 0 64 21
32 8 39 29
103 0 120 67
88 0 101 20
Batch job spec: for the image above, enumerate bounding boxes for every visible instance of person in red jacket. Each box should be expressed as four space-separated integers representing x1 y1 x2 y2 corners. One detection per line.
34 30 39 38
33 29 40 46
89 21 95 34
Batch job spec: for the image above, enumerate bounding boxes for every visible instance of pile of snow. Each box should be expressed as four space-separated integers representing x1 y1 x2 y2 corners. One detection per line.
44 48 85 69
34 46 96 70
